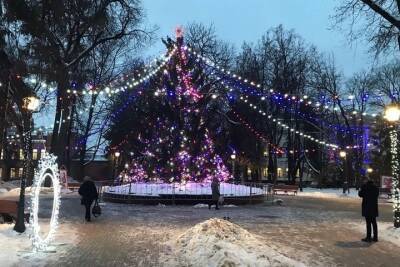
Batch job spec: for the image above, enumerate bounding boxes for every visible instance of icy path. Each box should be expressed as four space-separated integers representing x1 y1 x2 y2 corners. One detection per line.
1 193 399 266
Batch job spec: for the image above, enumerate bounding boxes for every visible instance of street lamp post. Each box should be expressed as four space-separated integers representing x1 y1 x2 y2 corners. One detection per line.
230 153 236 181
384 104 400 228
339 151 349 194
113 151 120 182
14 96 40 233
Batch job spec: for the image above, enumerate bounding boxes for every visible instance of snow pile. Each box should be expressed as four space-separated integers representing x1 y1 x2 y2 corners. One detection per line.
105 182 264 197
161 218 305 267
0 180 19 192
2 186 55 198
0 223 31 266
0 222 78 266
297 188 359 199
352 222 400 246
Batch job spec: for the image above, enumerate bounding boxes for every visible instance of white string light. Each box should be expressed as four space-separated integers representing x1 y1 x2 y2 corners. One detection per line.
30 153 61 251
67 47 177 97
389 129 400 227
233 91 340 150
185 46 381 119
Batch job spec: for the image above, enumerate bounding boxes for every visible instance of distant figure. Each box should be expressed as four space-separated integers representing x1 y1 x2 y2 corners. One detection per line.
209 177 220 210
78 176 99 222
358 178 379 242
59 165 68 189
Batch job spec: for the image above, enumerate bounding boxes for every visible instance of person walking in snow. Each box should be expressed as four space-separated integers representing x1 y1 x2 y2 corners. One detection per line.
209 177 220 210
78 176 99 222
358 177 379 242
59 165 68 189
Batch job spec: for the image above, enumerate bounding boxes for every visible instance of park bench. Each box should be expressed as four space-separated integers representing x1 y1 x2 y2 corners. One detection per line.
273 185 298 195
0 199 30 223
379 188 392 198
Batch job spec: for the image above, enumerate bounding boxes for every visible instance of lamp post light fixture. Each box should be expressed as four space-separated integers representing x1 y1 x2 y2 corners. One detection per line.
339 151 349 194
367 167 373 174
384 104 400 228
230 152 236 180
14 96 40 233
113 151 121 182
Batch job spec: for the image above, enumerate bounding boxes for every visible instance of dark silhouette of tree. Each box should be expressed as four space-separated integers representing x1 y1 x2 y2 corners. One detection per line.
334 0 400 55
2 0 154 164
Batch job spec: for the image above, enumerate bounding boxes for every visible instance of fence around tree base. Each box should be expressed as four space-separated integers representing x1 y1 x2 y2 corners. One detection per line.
97 181 273 205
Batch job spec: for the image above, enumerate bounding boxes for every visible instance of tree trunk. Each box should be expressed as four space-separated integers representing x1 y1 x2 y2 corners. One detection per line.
65 97 76 174
50 74 71 164
78 95 97 180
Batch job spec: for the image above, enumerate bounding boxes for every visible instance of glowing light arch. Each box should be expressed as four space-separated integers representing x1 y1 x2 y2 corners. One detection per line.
30 153 61 251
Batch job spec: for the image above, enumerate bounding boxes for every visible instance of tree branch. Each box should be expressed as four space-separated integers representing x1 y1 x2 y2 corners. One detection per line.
361 0 400 29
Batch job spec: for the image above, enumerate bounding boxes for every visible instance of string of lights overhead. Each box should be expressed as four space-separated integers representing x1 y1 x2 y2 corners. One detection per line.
67 47 177 97
186 46 382 119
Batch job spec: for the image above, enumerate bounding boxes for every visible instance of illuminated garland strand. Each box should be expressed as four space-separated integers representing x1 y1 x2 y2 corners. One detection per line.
234 90 374 150
231 87 376 148
67 47 176 97
30 153 61 251
73 53 175 150
187 46 381 118
232 90 340 149
389 129 400 227
230 110 284 153
231 110 322 155
217 77 370 134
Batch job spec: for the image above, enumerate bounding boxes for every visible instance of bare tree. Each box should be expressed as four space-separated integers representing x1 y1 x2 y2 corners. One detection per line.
333 0 400 56
373 59 400 104
3 0 155 164
72 39 132 180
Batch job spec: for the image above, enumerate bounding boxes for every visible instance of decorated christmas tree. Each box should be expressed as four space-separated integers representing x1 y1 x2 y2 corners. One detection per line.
107 28 232 183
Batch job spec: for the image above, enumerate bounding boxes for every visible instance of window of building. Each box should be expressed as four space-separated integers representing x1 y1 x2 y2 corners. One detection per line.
0 149 3 160
277 168 283 178
10 168 17 178
19 149 24 160
40 149 46 159
19 168 23 178
32 149 38 160
0 168 2 179
262 168 268 180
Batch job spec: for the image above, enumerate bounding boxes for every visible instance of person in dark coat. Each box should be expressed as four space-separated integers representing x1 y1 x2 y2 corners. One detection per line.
209 177 220 210
78 176 99 222
358 178 379 242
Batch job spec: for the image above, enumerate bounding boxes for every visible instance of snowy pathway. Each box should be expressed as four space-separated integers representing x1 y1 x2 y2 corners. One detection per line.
1 193 399 266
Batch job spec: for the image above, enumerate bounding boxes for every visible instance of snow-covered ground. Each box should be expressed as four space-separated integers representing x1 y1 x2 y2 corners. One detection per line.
193 203 238 208
0 221 78 266
0 180 19 192
0 178 77 199
352 221 400 247
161 218 305 267
105 182 265 197
297 188 359 199
0 186 75 199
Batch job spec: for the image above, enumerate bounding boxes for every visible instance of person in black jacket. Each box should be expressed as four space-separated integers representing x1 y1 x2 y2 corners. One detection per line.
78 176 99 222
358 178 379 242
209 177 220 210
